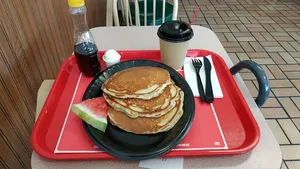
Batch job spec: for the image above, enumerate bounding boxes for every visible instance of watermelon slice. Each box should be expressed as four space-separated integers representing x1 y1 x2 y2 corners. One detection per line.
71 97 108 132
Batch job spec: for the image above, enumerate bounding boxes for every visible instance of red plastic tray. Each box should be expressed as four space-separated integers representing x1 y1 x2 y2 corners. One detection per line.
31 49 260 160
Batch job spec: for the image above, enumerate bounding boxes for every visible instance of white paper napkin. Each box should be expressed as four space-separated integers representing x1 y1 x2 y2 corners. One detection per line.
183 55 223 98
139 157 184 169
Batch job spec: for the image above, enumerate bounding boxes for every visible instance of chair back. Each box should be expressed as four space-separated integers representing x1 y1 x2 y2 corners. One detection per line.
113 0 178 26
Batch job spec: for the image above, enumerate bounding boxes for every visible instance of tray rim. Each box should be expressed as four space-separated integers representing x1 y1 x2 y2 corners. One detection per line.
30 49 260 160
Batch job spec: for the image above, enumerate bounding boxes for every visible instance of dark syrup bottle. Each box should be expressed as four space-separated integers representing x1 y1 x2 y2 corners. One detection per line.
74 42 100 77
69 0 100 77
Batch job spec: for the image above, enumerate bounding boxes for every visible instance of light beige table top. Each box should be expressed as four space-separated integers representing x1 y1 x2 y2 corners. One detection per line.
32 26 282 169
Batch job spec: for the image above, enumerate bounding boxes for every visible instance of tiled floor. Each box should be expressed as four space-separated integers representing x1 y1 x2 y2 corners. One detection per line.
178 0 300 168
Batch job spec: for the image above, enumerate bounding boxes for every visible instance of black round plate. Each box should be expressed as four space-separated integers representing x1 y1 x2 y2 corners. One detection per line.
82 59 195 160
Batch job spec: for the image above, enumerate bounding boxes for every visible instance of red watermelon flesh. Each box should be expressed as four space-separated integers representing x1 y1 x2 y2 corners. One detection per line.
71 97 108 132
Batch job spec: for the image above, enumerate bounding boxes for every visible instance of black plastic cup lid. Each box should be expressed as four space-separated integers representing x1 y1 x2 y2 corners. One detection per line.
157 20 194 43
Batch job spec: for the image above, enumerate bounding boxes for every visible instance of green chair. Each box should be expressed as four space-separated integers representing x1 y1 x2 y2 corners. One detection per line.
113 0 178 26
129 0 174 26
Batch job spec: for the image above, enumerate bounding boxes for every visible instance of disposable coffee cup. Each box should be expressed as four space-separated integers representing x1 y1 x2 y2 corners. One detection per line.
157 20 194 70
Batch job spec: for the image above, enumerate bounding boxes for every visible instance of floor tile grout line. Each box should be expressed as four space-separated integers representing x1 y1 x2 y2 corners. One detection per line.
181 0 191 23
290 98 300 112
265 117 297 120
271 87 300 89
275 95 298 120
283 160 290 169
290 114 300 132
280 143 300 146
276 96 300 119
288 76 300 94
284 159 300 162
276 119 292 146
274 64 300 66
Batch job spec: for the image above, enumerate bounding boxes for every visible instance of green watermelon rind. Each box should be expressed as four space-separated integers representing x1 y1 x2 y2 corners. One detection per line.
71 104 107 132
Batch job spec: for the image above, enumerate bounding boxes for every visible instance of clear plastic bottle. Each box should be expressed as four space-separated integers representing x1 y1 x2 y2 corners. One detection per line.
68 0 100 77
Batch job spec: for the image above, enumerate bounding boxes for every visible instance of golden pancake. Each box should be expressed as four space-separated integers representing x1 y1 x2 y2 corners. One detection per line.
103 84 179 118
101 66 172 100
108 90 184 134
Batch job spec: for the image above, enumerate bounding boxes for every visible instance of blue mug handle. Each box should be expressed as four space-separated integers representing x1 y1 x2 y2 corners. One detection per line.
230 60 270 108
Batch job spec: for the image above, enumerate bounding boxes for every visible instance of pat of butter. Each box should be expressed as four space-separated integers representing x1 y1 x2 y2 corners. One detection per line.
103 49 121 62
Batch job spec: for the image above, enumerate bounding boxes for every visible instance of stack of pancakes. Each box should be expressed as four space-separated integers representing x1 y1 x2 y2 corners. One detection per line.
101 66 184 134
